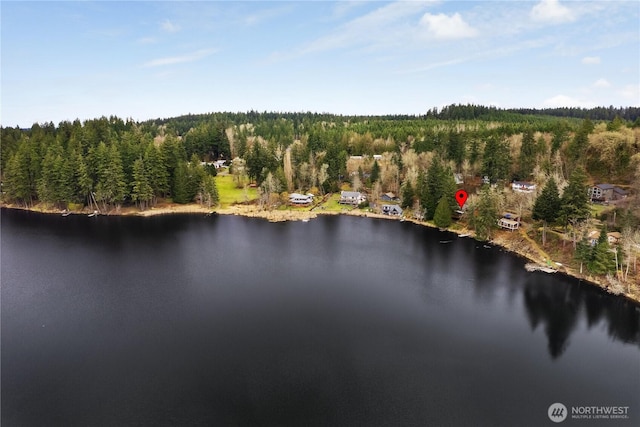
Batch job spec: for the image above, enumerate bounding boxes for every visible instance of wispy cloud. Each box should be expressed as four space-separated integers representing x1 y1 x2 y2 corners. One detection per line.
143 48 217 67
543 94 595 108
581 56 600 65
593 78 610 88
137 37 157 45
618 84 640 105
419 12 477 40
292 1 436 56
530 0 575 24
161 19 181 33
243 4 293 26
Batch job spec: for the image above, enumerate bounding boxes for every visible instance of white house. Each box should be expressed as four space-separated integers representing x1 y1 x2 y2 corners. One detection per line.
289 193 314 205
511 181 536 193
339 191 366 205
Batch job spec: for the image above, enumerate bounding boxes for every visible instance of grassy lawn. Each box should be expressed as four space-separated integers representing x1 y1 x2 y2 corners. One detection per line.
590 203 614 218
215 174 258 208
318 193 353 212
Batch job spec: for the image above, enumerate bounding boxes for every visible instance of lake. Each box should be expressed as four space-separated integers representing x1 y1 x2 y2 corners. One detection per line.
1 209 639 426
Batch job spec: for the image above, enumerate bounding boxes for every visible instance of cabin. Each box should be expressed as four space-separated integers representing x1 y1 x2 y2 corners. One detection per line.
607 232 622 245
373 154 382 160
289 193 314 206
589 184 627 202
339 191 366 205
380 192 398 202
381 204 403 216
498 212 520 230
498 218 519 231
511 181 536 193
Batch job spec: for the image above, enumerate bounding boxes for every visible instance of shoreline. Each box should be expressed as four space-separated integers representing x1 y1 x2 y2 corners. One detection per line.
2 202 638 305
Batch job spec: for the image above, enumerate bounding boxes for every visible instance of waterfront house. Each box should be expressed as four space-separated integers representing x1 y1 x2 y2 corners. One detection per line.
511 181 536 193
587 230 600 246
382 204 403 216
289 193 314 206
589 184 627 202
339 191 366 205
380 192 398 202
498 212 520 230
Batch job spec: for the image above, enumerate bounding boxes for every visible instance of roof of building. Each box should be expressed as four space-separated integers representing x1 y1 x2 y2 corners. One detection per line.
595 183 615 190
512 181 535 186
613 187 627 195
340 191 362 198
607 232 622 239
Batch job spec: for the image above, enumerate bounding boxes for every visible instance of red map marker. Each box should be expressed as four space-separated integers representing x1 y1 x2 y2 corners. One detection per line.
455 189 468 209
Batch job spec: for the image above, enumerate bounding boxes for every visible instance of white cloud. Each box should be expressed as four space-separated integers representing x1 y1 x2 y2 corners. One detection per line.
593 78 611 88
161 19 181 33
293 1 435 55
581 56 600 65
618 84 640 105
143 48 217 67
530 0 575 24
137 37 157 45
419 12 478 40
542 94 595 108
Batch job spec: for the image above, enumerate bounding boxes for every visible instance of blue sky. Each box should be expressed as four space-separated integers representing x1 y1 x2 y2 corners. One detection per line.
2 1 639 127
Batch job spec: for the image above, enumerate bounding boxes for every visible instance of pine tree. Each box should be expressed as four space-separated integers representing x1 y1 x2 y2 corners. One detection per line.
560 167 591 245
433 196 452 228
588 228 617 274
3 148 33 205
518 129 536 179
370 160 380 184
532 177 561 245
131 158 153 210
401 181 414 209
471 186 499 241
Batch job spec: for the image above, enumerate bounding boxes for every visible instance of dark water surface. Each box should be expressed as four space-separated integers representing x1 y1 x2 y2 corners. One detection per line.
2 209 639 426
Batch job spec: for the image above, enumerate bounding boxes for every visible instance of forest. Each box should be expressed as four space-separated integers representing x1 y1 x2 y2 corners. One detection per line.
1 104 639 287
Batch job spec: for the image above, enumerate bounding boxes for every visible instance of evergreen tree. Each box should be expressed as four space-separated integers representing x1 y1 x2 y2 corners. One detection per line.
131 158 153 210
3 148 33 205
559 166 591 238
482 135 510 182
95 143 127 210
172 162 191 204
75 153 93 206
471 186 499 241
518 129 536 179
370 160 380 183
433 196 452 228
532 177 561 245
401 181 414 209
588 228 617 274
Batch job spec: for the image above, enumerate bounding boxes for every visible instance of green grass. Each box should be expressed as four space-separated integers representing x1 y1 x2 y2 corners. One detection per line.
215 175 258 208
319 193 352 212
590 203 614 218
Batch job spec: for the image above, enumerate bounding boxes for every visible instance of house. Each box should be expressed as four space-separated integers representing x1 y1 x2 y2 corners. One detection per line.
589 184 627 202
339 191 366 205
454 173 464 185
213 160 227 169
511 181 536 193
289 193 314 206
587 230 600 246
498 218 519 231
382 204 403 216
380 192 398 202
373 154 382 160
498 212 520 230
607 232 622 245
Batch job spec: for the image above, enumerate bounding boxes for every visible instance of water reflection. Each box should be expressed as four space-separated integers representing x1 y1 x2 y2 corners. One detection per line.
523 274 639 359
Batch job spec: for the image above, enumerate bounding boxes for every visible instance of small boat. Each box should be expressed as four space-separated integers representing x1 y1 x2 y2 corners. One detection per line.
439 240 453 244
483 244 491 249
88 210 98 218
61 210 70 217
301 218 309 223
458 233 470 238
